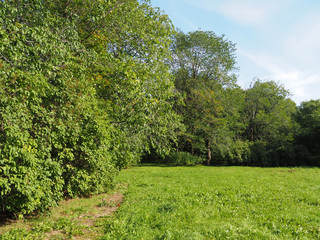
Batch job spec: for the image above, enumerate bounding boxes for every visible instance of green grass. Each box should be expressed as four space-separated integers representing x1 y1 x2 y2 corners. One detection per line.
102 166 320 239
0 183 127 240
1 166 319 239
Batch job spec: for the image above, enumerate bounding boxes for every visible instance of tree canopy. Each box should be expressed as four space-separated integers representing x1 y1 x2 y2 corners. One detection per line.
170 30 244 165
0 0 181 217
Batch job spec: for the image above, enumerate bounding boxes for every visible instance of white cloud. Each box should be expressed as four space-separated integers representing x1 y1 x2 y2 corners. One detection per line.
239 49 320 103
234 3 320 104
216 1 276 25
177 14 199 30
285 12 320 63
176 0 320 103
184 0 292 26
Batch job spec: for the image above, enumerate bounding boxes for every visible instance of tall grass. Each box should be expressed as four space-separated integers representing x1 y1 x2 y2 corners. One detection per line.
102 166 320 239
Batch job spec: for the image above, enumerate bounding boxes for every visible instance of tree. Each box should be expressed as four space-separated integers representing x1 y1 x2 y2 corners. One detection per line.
0 0 121 216
295 99 320 165
241 79 297 166
170 30 240 165
0 0 182 217
243 80 296 143
87 0 183 162
44 0 183 164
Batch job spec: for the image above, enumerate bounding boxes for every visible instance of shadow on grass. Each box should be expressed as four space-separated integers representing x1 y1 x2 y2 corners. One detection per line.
0 214 18 227
130 163 204 168
130 163 319 169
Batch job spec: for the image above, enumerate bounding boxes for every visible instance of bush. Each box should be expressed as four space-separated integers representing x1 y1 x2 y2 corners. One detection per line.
248 142 269 167
0 0 117 216
1 0 179 217
165 151 204 166
213 140 251 166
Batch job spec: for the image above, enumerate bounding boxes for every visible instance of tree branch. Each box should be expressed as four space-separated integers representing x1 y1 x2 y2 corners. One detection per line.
0 53 14 66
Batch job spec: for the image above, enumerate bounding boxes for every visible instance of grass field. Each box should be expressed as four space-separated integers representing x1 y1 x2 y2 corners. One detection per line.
101 165 320 240
1 165 320 239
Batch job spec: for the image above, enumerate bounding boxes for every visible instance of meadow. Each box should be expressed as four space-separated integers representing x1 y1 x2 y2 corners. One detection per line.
1 165 320 239
102 165 320 239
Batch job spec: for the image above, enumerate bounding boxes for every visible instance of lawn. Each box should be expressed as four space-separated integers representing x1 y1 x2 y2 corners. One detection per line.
1 165 319 239
101 165 320 239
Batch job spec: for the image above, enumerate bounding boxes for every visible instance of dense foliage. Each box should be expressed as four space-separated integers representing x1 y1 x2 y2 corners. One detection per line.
0 0 181 217
295 100 320 165
165 151 204 166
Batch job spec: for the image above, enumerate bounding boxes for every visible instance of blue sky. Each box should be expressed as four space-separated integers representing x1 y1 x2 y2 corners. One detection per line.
151 0 320 104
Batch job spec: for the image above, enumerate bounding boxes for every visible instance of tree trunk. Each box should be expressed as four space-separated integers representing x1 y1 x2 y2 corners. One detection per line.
206 140 211 166
191 142 194 155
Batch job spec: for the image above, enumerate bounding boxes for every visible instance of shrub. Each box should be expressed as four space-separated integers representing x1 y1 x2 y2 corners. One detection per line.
165 151 204 166
248 142 269 167
213 140 251 166
1 0 179 217
0 0 117 216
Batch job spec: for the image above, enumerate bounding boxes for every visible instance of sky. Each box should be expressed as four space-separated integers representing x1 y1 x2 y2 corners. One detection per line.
151 0 320 104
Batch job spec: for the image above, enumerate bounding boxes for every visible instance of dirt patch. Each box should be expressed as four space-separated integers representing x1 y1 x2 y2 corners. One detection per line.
76 193 123 228
46 192 124 239
0 216 17 227
1 191 125 239
44 230 64 240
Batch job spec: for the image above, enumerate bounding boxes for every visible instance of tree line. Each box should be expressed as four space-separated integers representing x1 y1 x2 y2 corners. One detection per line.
168 30 320 167
0 0 319 217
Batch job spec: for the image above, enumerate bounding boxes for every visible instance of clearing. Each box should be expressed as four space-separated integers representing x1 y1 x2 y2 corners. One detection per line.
1 166 320 239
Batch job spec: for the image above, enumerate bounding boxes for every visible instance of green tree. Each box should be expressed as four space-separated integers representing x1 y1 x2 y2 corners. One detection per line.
0 0 121 215
243 79 296 143
242 79 297 166
171 30 240 165
0 0 182 216
295 99 320 165
86 0 183 162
